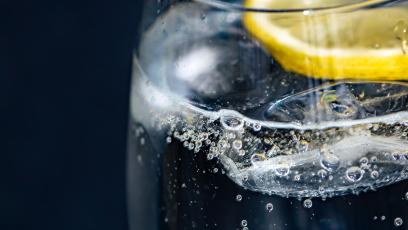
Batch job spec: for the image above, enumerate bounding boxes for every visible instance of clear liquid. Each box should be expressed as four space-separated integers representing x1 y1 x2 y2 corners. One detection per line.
128 2 408 229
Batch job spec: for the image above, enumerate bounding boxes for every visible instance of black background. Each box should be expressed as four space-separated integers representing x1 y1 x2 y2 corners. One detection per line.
2 0 142 229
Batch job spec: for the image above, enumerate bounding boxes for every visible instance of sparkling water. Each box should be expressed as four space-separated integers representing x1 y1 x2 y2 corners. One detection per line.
128 2 408 229
132 2 408 198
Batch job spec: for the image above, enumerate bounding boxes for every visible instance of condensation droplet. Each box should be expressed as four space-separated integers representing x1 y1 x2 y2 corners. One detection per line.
236 194 242 202
303 199 312 208
394 217 403 227
346 166 364 182
265 203 274 212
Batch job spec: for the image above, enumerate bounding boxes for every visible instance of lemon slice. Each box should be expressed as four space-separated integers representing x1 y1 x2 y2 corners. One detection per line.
243 0 408 80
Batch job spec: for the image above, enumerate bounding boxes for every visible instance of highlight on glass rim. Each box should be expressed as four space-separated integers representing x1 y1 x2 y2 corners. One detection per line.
127 0 408 229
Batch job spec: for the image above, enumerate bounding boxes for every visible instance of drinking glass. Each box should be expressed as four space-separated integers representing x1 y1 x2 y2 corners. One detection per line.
127 0 408 229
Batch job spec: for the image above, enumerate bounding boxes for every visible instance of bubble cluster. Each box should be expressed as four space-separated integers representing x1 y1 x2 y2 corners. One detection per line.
148 82 408 198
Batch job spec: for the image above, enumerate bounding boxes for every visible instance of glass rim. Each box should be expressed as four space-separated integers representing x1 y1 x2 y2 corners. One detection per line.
194 0 401 13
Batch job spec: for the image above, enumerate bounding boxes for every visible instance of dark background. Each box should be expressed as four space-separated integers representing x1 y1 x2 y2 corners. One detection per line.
2 0 142 229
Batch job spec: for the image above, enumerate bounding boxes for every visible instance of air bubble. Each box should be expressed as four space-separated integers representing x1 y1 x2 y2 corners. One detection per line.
294 174 301 181
241 219 248 227
228 132 236 139
320 152 340 171
252 123 261 131
359 157 368 166
274 162 290 177
250 153 267 166
265 203 274 212
207 153 214 160
370 156 378 163
220 115 244 131
205 139 212 145
166 136 172 143
318 186 325 193
236 194 242 202
346 166 364 183
233 140 243 150
303 199 312 208
405 192 408 200
370 170 379 179
394 217 403 227
317 169 328 179
392 152 401 160
394 20 408 54
238 149 246 156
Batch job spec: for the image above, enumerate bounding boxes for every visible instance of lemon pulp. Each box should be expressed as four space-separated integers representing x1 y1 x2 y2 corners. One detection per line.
243 0 408 80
